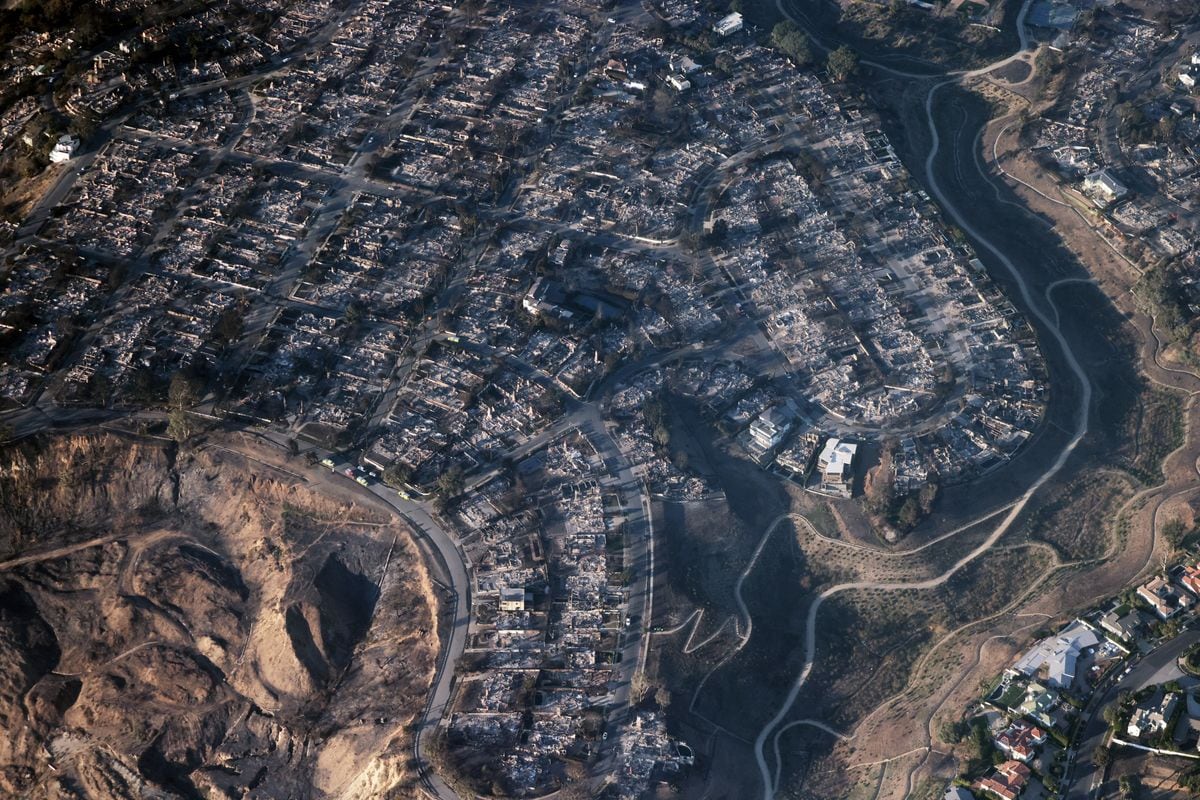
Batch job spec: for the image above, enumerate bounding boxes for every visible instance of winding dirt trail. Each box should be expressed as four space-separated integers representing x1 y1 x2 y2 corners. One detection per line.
748 2 1103 794
725 2 1200 797
0 528 178 572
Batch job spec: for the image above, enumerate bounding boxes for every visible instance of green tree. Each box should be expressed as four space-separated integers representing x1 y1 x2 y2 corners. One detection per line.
167 408 194 443
456 207 478 236
677 227 703 253
436 464 464 499
707 217 730 244
13 153 41 178
1157 114 1177 143
68 112 98 143
1092 744 1110 767
344 299 366 325
652 423 670 448
85 372 112 405
770 20 812 66
1162 518 1186 551
1117 102 1149 142
918 477 939 514
127 367 164 405
826 45 859 82
168 369 202 409
865 439 896 513
383 462 413 489
1180 766 1200 793
897 495 921 529
938 719 967 744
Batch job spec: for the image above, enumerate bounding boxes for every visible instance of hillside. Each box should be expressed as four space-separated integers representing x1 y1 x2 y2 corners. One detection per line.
0 432 438 800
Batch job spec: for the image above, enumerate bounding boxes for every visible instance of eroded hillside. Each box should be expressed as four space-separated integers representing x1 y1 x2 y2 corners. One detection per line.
0 433 438 800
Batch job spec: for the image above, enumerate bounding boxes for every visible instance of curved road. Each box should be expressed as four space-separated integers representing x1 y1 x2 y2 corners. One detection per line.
749 2 1103 796
385 500 470 800
1068 628 1200 799
300 445 470 800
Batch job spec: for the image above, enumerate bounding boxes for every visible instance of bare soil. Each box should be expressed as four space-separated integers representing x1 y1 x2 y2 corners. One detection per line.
0 432 438 800
0 164 63 224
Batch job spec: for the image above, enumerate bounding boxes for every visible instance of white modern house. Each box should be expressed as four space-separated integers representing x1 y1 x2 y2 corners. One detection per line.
749 405 793 451
817 438 858 491
713 11 743 36
49 134 79 164
665 74 691 92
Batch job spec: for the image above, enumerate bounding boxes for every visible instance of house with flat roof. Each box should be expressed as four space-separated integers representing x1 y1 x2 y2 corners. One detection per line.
817 438 857 491
665 74 691 92
49 134 79 163
749 405 793 452
713 11 743 36
499 586 526 612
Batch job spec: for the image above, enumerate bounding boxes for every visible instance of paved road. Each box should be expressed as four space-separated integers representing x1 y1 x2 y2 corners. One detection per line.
0 4 1063 800
381 498 471 800
574 404 654 695
1067 629 1200 800
314 393 655 798
284 446 469 800
0 5 649 800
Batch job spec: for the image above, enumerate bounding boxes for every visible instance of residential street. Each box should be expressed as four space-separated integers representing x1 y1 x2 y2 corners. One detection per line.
1067 629 1200 800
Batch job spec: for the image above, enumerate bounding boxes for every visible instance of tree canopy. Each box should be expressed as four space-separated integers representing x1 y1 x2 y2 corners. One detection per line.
437 464 465 498
770 20 812 66
168 368 203 409
827 45 859 82
167 408 195 443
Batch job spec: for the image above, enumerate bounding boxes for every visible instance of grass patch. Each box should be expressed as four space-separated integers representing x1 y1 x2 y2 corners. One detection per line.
804 501 837 537
995 681 1025 709
1128 388 1184 483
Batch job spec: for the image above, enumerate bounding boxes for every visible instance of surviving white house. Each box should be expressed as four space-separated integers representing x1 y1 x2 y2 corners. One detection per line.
713 11 743 36
48 134 79 164
1011 620 1099 690
1081 168 1128 206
